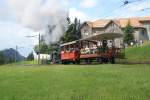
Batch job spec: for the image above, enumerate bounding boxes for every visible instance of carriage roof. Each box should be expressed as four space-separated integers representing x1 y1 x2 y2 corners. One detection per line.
60 32 123 47
81 32 123 41
60 40 79 47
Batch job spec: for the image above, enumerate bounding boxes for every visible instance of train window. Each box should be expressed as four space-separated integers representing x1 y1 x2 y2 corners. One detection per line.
61 47 64 51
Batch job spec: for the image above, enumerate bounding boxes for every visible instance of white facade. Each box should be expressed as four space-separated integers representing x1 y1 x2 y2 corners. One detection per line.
81 21 150 44
34 53 51 60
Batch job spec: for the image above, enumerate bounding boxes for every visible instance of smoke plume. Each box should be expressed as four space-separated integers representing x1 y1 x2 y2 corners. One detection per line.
7 0 69 43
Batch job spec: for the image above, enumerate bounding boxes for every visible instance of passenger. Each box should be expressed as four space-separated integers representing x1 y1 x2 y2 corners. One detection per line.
130 42 134 47
85 46 90 54
140 40 144 46
102 40 108 53
70 48 74 52
135 40 138 47
93 45 97 54
93 45 97 49
66 48 70 52
107 41 111 48
81 48 84 54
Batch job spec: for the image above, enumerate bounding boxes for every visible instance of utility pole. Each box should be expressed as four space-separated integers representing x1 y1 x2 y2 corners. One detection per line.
26 33 40 65
38 33 41 65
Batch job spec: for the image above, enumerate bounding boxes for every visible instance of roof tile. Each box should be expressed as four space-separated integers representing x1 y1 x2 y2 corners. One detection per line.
89 16 150 28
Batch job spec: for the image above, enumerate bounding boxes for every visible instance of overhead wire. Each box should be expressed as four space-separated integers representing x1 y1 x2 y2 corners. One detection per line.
100 0 147 19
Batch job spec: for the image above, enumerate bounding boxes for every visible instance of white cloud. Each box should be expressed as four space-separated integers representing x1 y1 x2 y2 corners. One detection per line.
0 21 38 56
80 0 98 8
69 8 89 22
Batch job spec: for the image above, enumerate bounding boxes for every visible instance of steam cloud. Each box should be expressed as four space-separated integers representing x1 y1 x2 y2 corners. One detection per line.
7 0 69 43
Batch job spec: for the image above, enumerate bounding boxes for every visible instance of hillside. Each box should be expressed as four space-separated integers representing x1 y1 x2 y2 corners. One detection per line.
0 48 25 64
125 42 150 62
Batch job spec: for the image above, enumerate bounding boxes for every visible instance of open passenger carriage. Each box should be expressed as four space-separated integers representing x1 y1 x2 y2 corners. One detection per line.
60 32 125 64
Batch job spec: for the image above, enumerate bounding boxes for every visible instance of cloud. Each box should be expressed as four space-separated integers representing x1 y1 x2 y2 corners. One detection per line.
0 21 37 56
69 8 89 22
80 0 98 8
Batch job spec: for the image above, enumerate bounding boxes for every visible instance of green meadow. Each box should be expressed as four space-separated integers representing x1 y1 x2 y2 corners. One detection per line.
125 42 150 62
0 64 150 100
0 42 150 100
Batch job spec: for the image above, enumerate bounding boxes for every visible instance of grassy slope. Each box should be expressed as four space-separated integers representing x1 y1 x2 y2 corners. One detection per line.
125 42 150 61
16 61 38 65
0 64 150 100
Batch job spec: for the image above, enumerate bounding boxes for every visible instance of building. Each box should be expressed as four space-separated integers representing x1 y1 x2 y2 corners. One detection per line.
34 53 51 61
80 16 150 46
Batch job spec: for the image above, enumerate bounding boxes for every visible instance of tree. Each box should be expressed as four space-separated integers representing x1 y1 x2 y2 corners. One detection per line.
34 35 50 54
34 42 49 54
61 17 81 43
0 51 5 65
123 21 135 45
27 52 34 61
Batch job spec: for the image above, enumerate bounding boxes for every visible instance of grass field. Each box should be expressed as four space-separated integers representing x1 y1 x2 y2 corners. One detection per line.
125 42 150 62
0 64 150 100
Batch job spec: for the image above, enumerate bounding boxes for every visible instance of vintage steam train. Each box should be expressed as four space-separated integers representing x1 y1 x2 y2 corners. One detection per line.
60 32 125 64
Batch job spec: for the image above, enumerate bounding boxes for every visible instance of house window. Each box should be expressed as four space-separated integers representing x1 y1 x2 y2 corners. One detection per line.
93 30 96 35
141 30 145 36
149 26 150 32
84 30 89 36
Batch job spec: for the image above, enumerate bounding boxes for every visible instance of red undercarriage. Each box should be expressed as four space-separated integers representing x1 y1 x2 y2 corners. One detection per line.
61 48 123 62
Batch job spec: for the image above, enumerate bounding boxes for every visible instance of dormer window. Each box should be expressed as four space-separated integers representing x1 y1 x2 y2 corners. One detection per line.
112 23 115 27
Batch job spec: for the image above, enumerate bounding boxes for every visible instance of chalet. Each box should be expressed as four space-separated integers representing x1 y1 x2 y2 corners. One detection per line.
81 16 150 46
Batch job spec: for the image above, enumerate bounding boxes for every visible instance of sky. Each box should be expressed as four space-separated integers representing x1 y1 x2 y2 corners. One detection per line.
0 0 150 57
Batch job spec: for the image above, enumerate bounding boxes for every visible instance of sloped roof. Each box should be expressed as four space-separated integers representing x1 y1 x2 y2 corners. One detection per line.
86 16 150 28
92 19 111 28
117 18 142 27
138 16 150 22
86 21 93 27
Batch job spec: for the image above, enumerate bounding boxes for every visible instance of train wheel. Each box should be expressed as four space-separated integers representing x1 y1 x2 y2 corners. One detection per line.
89 59 92 64
66 61 70 64
102 58 108 64
62 60 69 64
72 61 76 64
72 61 78 64
62 60 64 64
75 60 80 64
110 57 115 64
98 58 103 64
85 59 91 64
105 58 109 63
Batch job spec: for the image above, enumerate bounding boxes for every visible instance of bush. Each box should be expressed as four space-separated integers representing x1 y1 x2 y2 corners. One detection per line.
0 51 5 65
27 52 34 61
